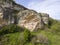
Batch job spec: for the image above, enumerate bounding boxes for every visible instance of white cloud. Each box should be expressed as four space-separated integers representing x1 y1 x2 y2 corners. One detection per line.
27 0 60 20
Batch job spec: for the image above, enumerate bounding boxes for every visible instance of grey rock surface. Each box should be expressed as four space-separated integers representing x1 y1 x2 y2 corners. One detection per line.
39 13 49 24
18 10 44 31
0 0 49 31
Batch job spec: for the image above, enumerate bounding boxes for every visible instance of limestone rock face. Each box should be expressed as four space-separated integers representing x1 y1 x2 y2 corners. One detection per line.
0 0 49 31
0 0 27 11
0 6 3 19
0 0 27 26
39 13 49 24
0 6 3 27
18 10 44 31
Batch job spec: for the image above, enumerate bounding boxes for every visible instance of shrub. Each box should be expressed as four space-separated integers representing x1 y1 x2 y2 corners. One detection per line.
16 29 32 45
0 24 24 35
0 26 9 35
51 22 60 34
48 18 57 28
7 24 21 33
23 29 32 42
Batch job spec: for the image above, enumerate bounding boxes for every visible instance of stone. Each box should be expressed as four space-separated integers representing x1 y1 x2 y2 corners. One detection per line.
17 10 44 31
36 34 49 44
0 0 27 25
0 0 49 31
39 13 49 24
0 6 4 27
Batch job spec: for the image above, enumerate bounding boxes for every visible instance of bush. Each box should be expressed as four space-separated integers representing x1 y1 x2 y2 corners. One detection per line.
48 18 57 28
23 29 32 42
0 26 9 35
51 22 60 34
0 24 24 35
7 24 22 33
16 29 32 45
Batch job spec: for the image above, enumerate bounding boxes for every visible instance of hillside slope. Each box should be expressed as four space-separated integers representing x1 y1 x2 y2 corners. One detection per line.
0 18 60 45
0 0 60 45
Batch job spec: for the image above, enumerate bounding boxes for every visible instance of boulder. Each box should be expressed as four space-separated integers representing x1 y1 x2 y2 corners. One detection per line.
17 10 44 31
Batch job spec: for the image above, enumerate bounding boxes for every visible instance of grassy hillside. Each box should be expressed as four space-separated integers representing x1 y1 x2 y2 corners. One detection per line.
0 18 60 45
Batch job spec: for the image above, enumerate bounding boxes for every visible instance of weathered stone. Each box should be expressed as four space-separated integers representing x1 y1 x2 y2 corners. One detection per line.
0 0 27 11
39 13 49 24
18 10 44 31
0 6 4 27
0 0 49 31
36 34 49 44
0 0 27 25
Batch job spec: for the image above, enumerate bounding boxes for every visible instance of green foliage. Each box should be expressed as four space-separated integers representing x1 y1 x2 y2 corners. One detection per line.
0 32 20 45
48 18 57 28
51 22 60 34
0 29 32 45
23 29 32 42
0 24 23 35
0 18 60 45
39 30 60 45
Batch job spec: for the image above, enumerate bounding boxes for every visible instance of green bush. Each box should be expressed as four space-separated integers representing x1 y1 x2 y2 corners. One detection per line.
51 22 60 34
48 18 57 28
0 26 9 35
23 29 32 42
0 24 24 35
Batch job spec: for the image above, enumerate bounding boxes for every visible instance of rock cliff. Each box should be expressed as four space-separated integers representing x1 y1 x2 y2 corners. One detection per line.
0 0 27 25
18 10 44 31
0 0 49 31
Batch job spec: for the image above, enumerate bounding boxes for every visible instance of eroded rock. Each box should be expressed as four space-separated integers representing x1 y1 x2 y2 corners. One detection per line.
39 13 49 24
18 10 44 31
0 0 49 31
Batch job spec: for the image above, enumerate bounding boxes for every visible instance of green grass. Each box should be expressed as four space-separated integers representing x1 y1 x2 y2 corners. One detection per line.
0 29 60 45
7 32 20 45
31 30 60 45
0 21 60 45
0 32 21 45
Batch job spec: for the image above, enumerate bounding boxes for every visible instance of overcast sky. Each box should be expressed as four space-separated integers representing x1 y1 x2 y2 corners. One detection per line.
15 0 60 20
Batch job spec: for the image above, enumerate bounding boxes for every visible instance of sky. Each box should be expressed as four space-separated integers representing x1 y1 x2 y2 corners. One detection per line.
15 0 60 20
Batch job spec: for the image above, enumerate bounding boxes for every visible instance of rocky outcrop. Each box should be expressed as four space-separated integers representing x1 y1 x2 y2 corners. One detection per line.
18 10 44 31
0 0 49 31
0 6 4 27
39 13 49 24
0 0 27 25
17 10 49 31
0 0 27 10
